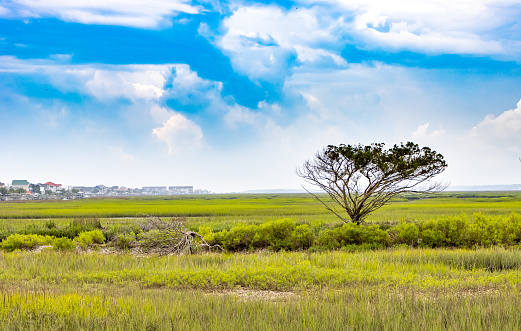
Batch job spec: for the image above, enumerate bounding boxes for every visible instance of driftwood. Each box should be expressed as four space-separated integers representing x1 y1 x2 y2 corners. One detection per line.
138 215 224 255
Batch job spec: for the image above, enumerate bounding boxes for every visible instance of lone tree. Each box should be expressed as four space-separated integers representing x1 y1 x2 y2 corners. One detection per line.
297 142 447 225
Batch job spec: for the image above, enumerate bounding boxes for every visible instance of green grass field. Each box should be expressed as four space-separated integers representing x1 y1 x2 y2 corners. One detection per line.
1 191 521 223
1 192 521 330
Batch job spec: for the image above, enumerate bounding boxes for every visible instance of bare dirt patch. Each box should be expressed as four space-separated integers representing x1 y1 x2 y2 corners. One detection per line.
207 288 297 302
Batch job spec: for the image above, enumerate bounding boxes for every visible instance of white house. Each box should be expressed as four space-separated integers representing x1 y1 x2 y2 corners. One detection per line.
11 180 30 191
42 182 62 193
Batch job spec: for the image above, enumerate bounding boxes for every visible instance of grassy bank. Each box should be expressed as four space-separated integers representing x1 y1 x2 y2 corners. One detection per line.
2 286 521 330
2 193 521 329
2 248 521 291
2 248 521 330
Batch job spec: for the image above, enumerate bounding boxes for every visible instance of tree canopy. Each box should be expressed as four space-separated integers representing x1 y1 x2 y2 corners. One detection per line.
297 142 447 224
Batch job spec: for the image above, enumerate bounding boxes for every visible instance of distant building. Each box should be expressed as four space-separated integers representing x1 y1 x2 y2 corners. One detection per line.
142 186 167 190
0 182 4 187
12 180 30 191
42 182 62 193
169 186 193 194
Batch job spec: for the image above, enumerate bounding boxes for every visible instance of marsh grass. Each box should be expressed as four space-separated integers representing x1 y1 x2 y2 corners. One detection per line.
1 248 521 291
2 286 521 330
2 193 521 329
1 192 520 221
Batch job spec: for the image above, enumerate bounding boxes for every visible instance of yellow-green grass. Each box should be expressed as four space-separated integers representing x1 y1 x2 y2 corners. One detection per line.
2 248 521 291
1 192 521 226
2 287 521 330
2 248 521 330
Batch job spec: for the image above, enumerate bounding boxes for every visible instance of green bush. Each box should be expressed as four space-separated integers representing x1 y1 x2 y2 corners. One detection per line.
212 219 312 251
256 218 296 251
198 226 216 245
53 237 75 250
1 234 54 252
316 223 389 249
214 223 259 251
290 224 314 250
420 229 446 247
503 212 521 244
436 214 468 246
115 233 136 250
393 222 419 246
103 224 142 242
74 230 105 248
419 214 468 247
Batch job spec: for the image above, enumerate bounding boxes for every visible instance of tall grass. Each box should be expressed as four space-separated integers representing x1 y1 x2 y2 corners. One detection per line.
2 287 521 330
1 248 520 291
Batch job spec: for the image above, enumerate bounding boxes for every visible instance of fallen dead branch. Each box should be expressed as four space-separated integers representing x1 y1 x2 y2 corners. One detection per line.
137 215 225 255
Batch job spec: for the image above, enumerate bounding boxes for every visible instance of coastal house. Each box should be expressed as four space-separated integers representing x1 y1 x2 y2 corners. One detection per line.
11 180 30 191
42 182 62 193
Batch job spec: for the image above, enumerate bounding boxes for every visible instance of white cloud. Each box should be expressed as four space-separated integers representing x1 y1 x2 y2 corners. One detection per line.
298 0 521 57
0 5 10 16
405 99 521 187
150 104 173 124
472 99 521 141
0 57 176 101
224 105 258 128
116 148 134 161
412 123 445 141
218 5 348 82
152 111 203 153
80 66 170 101
1 0 200 28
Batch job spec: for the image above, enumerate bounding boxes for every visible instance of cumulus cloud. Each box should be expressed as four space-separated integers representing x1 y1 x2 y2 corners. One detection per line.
0 57 177 101
298 0 520 57
472 99 521 144
1 56 211 155
0 0 200 28
152 111 203 153
406 99 521 187
218 5 348 82
412 123 445 141
224 105 258 128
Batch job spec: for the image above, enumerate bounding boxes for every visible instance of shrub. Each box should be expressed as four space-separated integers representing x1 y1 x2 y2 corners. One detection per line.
420 229 445 247
256 218 296 251
436 214 468 246
214 223 259 251
316 223 389 249
74 230 105 248
212 219 311 251
503 212 521 245
115 233 136 250
103 224 142 242
198 226 216 245
66 218 103 239
1 234 54 252
393 222 419 246
419 214 468 247
466 213 502 247
290 224 314 250
53 237 75 250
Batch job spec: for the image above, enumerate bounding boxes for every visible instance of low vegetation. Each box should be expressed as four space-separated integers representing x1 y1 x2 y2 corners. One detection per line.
2 212 521 254
2 194 521 329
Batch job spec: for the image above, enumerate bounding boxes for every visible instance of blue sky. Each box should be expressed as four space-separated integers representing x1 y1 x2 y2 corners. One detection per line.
1 0 521 192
